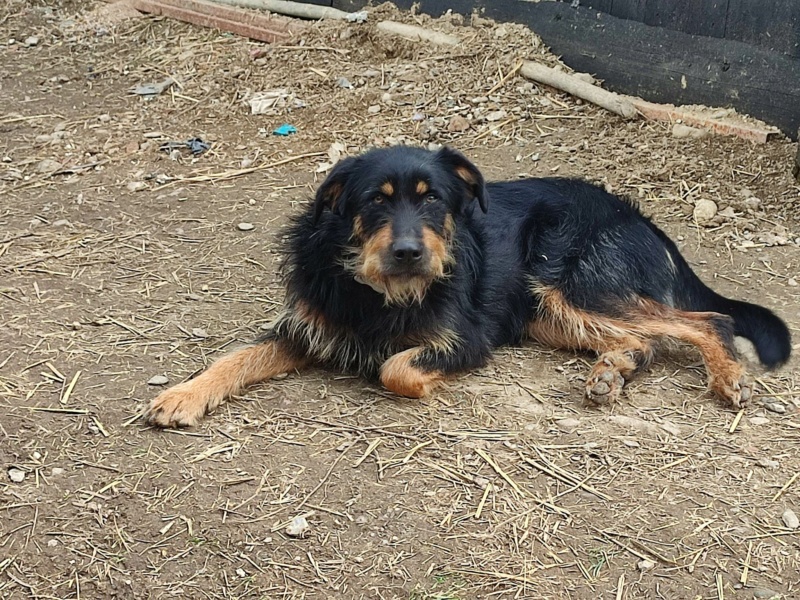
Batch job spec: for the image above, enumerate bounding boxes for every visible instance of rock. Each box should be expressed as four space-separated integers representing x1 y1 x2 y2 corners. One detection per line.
35 134 53 144
51 467 65 476
336 77 353 89
763 400 786 414
237 222 254 231
235 568 246 577
51 219 71 228
672 123 708 139
447 115 471 132
143 131 164 139
191 328 208 339
749 417 770 426
8 468 25 483
752 587 782 599
637 559 655 571
25 36 40 47
486 110 508 122
693 199 718 223
782 508 799 529
756 458 779 469
285 515 310 538
367 105 381 114
47 539 59 547
147 375 169 386
36 159 63 173
126 181 147 192
555 417 580 431
381 92 392 104
788 278 798 287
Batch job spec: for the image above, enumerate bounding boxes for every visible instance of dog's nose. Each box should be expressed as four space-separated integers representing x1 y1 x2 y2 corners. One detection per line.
392 238 423 265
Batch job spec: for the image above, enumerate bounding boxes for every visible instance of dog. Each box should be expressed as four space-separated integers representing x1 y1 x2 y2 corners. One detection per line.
144 145 791 428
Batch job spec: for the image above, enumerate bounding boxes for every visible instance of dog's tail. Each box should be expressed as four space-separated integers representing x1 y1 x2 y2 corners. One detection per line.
672 250 791 369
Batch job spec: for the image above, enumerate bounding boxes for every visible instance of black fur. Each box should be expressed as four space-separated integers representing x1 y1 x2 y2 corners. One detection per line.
265 145 791 385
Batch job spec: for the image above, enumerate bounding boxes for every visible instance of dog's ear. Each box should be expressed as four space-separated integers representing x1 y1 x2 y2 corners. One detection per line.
312 157 357 225
436 147 488 213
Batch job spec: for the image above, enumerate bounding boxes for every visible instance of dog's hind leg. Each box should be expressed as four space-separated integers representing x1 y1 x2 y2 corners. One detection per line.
144 339 307 428
529 285 752 407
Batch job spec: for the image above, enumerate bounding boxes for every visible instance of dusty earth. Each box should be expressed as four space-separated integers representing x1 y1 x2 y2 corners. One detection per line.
1 1 799 599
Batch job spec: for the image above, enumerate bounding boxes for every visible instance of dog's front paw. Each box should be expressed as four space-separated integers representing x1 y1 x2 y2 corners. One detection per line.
585 366 625 405
144 382 210 428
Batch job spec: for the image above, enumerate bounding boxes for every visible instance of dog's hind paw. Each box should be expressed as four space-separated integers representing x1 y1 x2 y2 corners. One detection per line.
144 383 210 428
585 363 625 405
712 373 754 409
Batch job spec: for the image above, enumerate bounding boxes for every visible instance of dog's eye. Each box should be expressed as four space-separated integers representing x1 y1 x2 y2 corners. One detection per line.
424 194 438 204
373 196 384 204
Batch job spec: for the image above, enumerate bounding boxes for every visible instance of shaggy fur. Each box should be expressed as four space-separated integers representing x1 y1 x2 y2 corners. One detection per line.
145 146 791 427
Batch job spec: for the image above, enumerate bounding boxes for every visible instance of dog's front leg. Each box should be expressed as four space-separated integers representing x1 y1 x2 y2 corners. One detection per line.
379 342 488 398
144 338 307 428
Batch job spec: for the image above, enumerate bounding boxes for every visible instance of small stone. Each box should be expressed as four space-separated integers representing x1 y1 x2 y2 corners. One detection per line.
51 467 65 476
25 36 39 47
35 134 53 144
486 110 508 122
235 568 246 577
672 123 708 139
447 115 471 132
127 181 147 192
336 77 353 89
763 400 786 414
36 159 62 173
622 439 640 448
693 199 718 223
147 375 169 386
143 131 164 139
555 418 580 431
237 222 254 231
362 69 380 78
8 468 25 483
191 328 208 339
752 587 782 599
355 514 369 525
285 515 310 538
381 92 392 104
788 278 798 287
637 559 655 571
749 416 770 426
51 219 71 228
782 508 799 529
47 539 59 547
124 140 139 154
756 458 779 469
367 105 381 114
240 158 253 169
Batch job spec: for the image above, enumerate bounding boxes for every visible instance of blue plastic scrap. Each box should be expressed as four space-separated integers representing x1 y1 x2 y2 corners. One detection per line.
273 124 298 136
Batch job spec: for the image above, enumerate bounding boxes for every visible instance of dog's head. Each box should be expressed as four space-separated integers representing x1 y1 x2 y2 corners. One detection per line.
312 146 487 306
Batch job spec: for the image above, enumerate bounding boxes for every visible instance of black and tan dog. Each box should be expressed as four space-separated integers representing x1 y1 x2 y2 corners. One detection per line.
145 145 791 427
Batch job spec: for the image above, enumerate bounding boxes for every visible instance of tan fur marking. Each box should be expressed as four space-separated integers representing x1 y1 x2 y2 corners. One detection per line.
294 299 327 331
443 214 456 238
145 341 306 427
380 348 444 398
380 181 394 196
422 226 452 276
528 285 747 405
416 180 429 194
352 215 365 241
361 224 393 283
454 165 477 186
326 182 343 210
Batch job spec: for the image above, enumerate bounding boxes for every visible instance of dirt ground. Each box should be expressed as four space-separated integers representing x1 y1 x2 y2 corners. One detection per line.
1 2 799 599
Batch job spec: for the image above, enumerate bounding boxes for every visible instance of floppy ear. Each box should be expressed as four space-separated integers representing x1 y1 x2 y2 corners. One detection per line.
436 147 488 213
312 156 357 225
